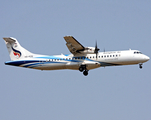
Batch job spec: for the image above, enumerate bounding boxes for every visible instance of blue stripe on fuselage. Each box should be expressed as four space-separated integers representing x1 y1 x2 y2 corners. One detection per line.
5 60 39 66
5 56 121 68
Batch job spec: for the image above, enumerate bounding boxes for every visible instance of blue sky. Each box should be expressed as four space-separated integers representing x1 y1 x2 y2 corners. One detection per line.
0 1 151 120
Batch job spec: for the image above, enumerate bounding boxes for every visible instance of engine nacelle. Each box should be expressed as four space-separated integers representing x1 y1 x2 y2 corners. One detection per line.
79 47 95 54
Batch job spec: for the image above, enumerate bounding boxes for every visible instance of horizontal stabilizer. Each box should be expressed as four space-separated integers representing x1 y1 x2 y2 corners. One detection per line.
3 37 16 43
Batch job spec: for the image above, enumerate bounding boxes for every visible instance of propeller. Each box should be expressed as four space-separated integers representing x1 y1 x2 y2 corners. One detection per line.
94 41 100 58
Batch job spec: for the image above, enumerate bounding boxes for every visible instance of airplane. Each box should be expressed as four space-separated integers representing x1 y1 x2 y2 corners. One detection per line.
3 36 150 76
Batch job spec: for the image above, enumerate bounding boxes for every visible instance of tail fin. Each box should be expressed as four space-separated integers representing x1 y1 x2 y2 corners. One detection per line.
3 37 34 61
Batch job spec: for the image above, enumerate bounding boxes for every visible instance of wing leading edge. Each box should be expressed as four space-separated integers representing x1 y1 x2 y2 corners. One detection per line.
64 36 85 54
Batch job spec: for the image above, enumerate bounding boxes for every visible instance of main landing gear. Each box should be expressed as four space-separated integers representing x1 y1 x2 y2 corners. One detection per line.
139 63 143 69
79 65 89 76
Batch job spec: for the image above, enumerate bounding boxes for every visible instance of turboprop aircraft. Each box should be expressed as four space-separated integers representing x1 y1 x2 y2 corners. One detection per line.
3 36 150 76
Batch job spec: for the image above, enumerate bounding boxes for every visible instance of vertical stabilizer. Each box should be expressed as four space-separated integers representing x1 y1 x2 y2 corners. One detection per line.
3 37 34 61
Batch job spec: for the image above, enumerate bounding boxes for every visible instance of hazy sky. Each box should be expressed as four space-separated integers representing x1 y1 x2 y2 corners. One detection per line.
0 1 151 120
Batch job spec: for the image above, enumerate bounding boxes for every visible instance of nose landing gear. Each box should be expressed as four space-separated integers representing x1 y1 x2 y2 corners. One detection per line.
139 63 143 69
79 65 89 76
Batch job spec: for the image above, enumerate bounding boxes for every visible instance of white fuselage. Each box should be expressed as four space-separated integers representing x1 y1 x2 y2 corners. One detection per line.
6 49 149 71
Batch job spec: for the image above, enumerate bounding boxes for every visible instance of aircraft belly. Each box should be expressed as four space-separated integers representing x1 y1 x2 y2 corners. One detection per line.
65 62 79 70
65 62 101 70
33 62 66 70
87 65 100 70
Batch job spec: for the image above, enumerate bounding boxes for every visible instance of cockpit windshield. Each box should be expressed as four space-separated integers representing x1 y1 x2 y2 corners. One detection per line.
134 51 142 54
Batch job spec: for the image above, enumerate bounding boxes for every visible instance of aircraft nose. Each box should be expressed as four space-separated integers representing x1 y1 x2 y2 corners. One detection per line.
144 55 150 61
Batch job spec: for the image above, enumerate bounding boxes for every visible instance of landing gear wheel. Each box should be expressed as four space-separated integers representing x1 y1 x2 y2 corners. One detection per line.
83 70 88 76
139 64 142 69
79 67 84 72
79 65 86 72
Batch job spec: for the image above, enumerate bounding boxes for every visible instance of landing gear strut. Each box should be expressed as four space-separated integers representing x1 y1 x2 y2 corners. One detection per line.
139 63 143 69
79 65 88 76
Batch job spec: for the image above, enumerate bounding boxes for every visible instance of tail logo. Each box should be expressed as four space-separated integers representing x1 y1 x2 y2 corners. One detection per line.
12 47 22 58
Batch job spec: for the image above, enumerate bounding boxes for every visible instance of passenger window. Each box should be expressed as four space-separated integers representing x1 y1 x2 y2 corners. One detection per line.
110 55 112 57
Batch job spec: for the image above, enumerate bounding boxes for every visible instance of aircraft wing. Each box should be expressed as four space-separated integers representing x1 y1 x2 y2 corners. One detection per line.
64 36 85 54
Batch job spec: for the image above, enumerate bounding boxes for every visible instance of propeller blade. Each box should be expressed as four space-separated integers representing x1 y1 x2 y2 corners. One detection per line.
94 41 100 53
94 41 100 58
